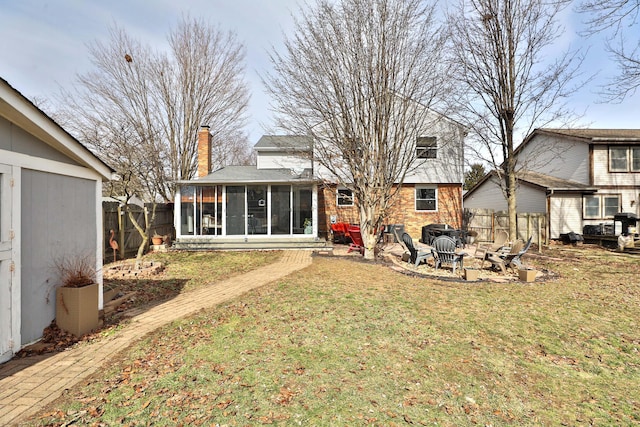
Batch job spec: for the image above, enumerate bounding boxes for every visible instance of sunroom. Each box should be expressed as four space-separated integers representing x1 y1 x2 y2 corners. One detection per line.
173 130 329 249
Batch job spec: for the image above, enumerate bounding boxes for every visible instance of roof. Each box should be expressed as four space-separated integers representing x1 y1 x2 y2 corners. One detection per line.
0 77 114 180
254 135 312 151
531 128 640 143
464 169 597 200
517 170 597 192
178 166 317 184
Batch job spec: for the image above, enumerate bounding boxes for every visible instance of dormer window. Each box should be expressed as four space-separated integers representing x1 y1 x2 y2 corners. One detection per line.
416 137 437 159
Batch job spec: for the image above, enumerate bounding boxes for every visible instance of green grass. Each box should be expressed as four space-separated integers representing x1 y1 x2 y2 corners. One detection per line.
29 246 640 426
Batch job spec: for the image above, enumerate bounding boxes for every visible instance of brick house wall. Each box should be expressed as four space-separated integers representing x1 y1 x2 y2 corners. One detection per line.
319 184 463 240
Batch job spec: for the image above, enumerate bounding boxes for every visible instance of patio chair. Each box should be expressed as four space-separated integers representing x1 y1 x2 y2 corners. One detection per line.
489 230 509 252
347 226 365 255
474 230 509 268
485 236 532 273
402 232 434 267
431 235 466 274
505 235 533 271
331 222 351 244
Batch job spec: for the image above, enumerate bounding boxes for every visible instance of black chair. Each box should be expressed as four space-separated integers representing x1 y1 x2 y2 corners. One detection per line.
431 235 466 274
402 232 433 267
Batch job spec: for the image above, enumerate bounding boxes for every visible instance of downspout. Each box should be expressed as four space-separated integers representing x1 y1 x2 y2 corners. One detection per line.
546 189 553 244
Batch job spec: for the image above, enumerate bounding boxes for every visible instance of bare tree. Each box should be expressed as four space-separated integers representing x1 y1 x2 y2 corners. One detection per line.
264 0 451 259
55 16 251 265
446 0 584 240
577 0 640 100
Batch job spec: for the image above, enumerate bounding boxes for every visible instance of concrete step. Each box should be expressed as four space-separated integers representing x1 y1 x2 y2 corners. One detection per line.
173 237 333 251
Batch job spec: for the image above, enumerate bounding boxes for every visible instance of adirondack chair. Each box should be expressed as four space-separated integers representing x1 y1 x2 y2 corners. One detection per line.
473 229 510 269
505 235 533 271
402 232 433 266
347 226 365 255
485 236 533 273
431 235 466 274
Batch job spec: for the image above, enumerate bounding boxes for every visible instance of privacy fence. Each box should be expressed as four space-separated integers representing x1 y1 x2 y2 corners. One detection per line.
103 202 174 261
464 208 547 248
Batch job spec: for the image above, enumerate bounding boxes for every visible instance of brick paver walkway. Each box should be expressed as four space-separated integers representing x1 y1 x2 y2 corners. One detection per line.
0 250 313 426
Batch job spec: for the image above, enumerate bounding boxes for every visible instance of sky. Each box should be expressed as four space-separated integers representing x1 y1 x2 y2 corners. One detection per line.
0 0 638 146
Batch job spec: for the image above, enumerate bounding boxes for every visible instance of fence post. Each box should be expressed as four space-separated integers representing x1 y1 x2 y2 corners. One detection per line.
117 205 124 261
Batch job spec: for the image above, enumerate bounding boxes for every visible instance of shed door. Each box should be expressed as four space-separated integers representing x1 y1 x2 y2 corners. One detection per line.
0 164 13 363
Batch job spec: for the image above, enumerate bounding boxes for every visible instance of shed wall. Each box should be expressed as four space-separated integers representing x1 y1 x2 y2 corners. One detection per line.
0 116 80 166
20 169 97 345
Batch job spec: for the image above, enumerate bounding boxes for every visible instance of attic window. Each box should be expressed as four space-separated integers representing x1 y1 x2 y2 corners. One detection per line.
416 137 437 159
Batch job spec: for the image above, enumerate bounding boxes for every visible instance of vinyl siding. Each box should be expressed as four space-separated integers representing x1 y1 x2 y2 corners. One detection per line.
549 194 583 238
517 134 590 183
592 144 640 186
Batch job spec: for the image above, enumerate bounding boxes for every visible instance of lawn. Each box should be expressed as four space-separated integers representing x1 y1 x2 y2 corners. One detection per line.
27 246 640 426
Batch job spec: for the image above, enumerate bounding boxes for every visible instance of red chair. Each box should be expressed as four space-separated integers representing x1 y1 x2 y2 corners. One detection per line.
347 226 365 255
331 222 351 244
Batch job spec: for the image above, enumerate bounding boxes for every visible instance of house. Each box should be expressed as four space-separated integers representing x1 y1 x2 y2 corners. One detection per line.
0 78 113 363
463 128 640 239
173 108 466 249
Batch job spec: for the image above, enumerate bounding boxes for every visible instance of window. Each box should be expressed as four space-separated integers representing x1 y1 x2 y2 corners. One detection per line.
609 146 640 172
603 196 620 217
416 137 437 159
583 194 620 219
337 188 354 207
415 186 437 211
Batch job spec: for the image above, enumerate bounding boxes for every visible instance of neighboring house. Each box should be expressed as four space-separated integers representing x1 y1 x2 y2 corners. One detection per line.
463 128 640 239
0 78 113 363
174 107 466 249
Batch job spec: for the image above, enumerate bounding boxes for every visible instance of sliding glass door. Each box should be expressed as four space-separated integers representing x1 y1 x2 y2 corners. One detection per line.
179 184 314 237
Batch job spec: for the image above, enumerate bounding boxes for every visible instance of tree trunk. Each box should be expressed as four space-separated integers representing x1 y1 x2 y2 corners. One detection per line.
507 176 518 241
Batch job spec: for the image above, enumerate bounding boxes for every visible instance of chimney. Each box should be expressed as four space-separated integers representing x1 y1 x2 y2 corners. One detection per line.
197 125 212 178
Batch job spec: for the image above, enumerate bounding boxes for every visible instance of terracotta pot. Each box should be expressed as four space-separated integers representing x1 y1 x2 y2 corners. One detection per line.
152 236 163 245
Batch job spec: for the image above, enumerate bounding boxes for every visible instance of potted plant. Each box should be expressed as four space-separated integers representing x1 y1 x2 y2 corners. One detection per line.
304 218 313 234
151 232 164 245
54 254 99 337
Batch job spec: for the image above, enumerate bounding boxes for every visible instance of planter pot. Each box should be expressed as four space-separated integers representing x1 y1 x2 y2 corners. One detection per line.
519 269 537 282
304 226 312 234
56 283 99 337
152 237 164 245
464 268 479 281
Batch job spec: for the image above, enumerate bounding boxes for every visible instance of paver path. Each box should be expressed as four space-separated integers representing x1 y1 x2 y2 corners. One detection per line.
0 250 313 426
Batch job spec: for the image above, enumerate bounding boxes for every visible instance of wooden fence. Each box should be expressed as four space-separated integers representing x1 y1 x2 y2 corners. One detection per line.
464 208 547 248
103 202 174 261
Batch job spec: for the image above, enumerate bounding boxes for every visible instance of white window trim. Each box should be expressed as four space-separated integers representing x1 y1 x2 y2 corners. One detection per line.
415 185 438 212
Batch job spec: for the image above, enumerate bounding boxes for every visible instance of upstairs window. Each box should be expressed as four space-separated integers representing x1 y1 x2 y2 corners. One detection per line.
415 186 437 211
416 137 437 159
337 188 354 207
609 146 640 172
